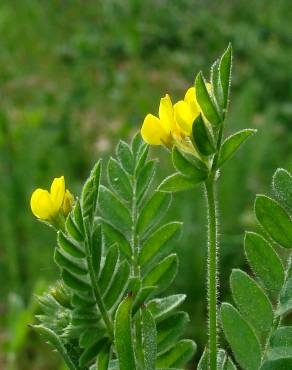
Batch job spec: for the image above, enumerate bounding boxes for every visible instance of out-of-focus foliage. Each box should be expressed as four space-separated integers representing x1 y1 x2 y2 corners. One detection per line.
0 0 291 369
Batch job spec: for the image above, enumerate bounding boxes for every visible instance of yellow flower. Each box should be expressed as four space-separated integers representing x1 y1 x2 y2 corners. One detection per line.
62 189 74 215
30 176 74 221
174 85 211 136
141 94 182 147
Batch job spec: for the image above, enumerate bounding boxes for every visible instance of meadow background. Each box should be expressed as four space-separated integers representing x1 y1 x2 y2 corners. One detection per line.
0 1 291 369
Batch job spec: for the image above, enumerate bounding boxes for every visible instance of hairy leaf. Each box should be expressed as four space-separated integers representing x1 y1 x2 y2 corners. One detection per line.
273 168 292 211
137 191 172 236
158 173 197 193
139 222 182 270
255 195 292 248
244 232 284 295
192 114 216 156
217 129 257 167
115 295 136 370
172 147 208 179
221 303 261 370
230 269 273 340
98 185 132 234
195 71 221 125
107 157 132 201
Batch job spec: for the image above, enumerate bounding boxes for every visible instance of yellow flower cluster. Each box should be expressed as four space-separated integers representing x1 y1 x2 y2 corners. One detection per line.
141 86 209 150
30 176 74 222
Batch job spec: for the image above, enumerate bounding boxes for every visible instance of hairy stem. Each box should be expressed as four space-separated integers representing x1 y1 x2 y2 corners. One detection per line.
84 237 114 338
205 174 218 370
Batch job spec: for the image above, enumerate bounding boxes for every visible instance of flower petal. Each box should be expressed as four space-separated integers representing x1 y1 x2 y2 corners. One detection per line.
159 94 177 133
50 176 65 212
62 190 74 216
141 114 169 145
174 100 194 135
184 87 200 118
30 189 54 220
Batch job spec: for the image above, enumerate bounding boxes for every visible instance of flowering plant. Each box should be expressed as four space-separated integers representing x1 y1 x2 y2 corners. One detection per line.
30 46 292 370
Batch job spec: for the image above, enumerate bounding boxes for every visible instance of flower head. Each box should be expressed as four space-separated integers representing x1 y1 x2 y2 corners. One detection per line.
141 94 182 147
30 176 74 223
141 85 211 155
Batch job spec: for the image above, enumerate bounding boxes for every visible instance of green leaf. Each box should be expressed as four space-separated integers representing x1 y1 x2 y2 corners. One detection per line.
157 312 189 354
269 326 292 352
91 224 102 276
277 266 292 316
192 114 216 156
135 144 149 173
98 185 132 234
273 168 292 211
156 339 196 368
131 132 145 159
230 269 274 340
197 348 236 370
141 308 157 370
114 294 136 370
197 348 208 370
33 325 77 370
107 157 132 201
219 43 232 111
73 200 84 234
262 328 292 368
255 195 292 248
158 173 197 193
147 294 186 321
133 286 156 313
221 303 261 370
62 269 91 292
79 329 102 348
261 358 292 370
58 231 85 259
139 222 182 269
172 147 208 179
96 342 111 370
244 232 285 295
79 338 109 367
66 215 84 242
116 140 134 174
98 244 119 292
136 159 157 201
217 129 257 167
137 191 172 236
82 160 101 220
195 71 221 125
104 260 130 309
54 249 87 276
211 59 224 110
143 254 178 295
102 222 132 260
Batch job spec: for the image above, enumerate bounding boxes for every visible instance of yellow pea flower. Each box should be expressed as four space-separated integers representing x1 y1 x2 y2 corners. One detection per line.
141 94 182 147
30 176 74 222
174 85 211 136
62 189 74 215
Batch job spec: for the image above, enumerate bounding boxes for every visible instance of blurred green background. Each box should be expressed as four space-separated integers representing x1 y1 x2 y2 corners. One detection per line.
0 0 291 369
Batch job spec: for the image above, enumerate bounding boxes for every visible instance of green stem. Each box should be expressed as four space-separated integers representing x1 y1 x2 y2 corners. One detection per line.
205 174 218 370
84 238 114 338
